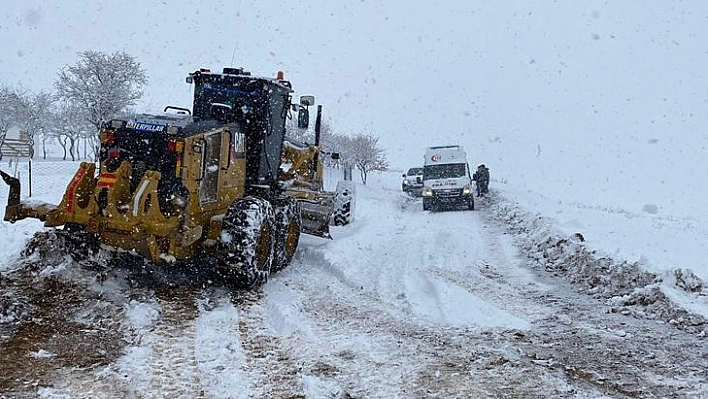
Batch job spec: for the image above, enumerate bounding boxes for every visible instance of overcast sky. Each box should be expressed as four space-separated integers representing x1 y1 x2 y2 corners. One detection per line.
2 0 708 216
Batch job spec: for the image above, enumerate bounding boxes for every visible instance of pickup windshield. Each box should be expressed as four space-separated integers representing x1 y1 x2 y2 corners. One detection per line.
407 167 423 176
423 163 466 180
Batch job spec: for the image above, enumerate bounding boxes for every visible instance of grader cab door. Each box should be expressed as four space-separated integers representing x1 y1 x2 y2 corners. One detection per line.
199 132 223 204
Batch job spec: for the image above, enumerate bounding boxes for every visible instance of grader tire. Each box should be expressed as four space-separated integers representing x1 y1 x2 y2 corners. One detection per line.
331 180 355 226
271 196 301 273
217 196 275 289
62 223 100 263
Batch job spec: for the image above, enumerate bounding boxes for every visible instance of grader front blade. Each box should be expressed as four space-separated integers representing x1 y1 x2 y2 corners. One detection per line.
296 197 333 239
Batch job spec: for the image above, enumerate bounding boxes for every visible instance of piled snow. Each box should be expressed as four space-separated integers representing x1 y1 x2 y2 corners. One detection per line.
487 189 707 335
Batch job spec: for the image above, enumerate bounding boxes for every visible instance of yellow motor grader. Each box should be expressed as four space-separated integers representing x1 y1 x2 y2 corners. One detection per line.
0 67 345 288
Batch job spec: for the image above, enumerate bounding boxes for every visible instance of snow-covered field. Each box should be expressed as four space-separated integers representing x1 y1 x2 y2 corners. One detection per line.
0 161 705 398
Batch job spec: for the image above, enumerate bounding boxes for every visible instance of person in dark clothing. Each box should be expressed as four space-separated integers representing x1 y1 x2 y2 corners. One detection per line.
473 164 490 197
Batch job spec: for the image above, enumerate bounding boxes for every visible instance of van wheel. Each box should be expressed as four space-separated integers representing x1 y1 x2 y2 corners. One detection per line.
217 196 275 289
271 196 301 272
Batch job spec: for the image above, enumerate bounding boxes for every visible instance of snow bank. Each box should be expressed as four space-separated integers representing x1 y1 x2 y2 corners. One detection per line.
487 191 707 336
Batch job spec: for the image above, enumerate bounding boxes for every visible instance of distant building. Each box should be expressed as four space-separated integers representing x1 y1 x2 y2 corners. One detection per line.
1 125 31 158
4 125 28 140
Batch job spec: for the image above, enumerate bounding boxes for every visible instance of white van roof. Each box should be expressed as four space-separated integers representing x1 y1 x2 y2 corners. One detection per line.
424 145 466 165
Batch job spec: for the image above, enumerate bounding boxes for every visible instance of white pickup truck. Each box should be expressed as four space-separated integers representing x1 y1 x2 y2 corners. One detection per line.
401 167 424 196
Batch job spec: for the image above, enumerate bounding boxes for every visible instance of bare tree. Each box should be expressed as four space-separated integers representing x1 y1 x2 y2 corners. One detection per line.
318 122 347 165
48 100 93 161
83 131 100 161
10 88 54 159
55 50 147 131
0 85 16 160
346 133 388 185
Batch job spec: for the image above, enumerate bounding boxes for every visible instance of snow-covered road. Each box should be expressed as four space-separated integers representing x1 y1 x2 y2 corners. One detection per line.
0 171 706 398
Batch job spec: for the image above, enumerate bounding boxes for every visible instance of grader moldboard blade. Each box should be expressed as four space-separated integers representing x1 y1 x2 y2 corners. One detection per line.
297 198 333 239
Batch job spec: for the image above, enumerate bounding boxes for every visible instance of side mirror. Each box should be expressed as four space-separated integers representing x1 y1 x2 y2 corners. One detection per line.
298 107 310 129
300 95 315 106
402 174 406 178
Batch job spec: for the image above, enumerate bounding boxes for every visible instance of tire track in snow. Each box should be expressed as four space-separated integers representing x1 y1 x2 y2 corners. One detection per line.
146 288 206 398
230 290 306 398
515 289 708 397
286 193 568 396
427 264 551 324
286 248 606 398
295 190 708 398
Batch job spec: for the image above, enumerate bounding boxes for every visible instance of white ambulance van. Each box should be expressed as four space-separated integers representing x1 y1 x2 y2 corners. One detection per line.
422 145 474 211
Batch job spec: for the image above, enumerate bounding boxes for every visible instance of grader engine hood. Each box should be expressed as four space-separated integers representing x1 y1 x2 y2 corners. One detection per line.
2 160 180 260
0 113 195 263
